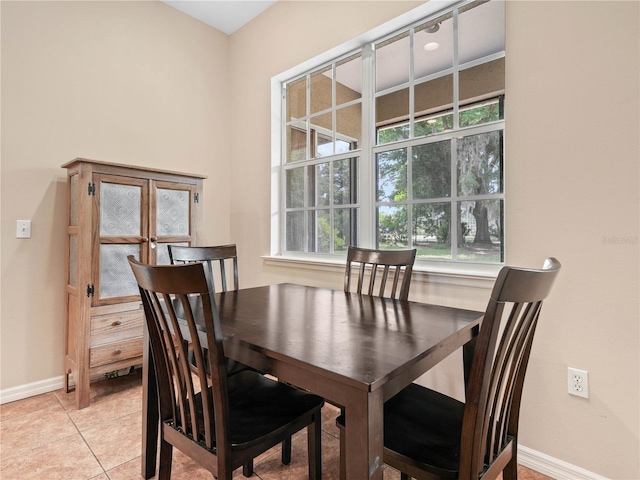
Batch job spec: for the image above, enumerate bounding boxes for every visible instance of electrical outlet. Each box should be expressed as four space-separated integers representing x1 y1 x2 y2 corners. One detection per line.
568 367 589 398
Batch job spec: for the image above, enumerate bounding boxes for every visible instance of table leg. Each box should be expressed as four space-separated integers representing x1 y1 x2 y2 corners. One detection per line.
344 389 384 479
141 326 158 479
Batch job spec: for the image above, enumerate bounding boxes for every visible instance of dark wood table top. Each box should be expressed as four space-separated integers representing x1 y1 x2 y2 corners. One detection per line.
213 283 483 393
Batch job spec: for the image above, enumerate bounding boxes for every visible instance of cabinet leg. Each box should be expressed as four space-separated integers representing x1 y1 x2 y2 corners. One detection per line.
75 370 91 410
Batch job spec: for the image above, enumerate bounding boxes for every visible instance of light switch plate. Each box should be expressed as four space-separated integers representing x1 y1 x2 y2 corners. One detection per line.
16 220 31 238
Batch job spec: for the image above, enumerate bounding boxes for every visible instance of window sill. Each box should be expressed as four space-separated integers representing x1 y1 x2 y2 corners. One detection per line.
262 254 500 290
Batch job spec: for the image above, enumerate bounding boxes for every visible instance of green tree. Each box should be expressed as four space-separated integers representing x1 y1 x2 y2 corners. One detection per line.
457 131 502 245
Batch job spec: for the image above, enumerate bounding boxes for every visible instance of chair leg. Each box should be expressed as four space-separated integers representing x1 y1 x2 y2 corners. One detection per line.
339 423 346 480
158 438 173 480
282 436 292 465
242 439 289 478
503 449 518 480
307 412 322 480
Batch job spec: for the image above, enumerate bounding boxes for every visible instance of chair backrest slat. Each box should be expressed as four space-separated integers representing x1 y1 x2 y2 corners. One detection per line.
344 246 417 301
168 244 239 293
459 257 561 479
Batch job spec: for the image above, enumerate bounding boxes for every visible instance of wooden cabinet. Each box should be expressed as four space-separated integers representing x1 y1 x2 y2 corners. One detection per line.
62 158 205 409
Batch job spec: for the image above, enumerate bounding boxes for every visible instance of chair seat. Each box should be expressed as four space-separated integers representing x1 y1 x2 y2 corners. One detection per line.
188 370 324 450
384 383 464 476
336 383 464 477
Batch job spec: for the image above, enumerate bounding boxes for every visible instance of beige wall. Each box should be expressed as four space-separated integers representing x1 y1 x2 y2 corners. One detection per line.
505 3 639 477
1 1 638 479
1 1 232 386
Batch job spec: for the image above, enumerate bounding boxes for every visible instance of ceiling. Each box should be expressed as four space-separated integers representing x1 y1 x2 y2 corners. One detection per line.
161 0 504 95
161 0 278 35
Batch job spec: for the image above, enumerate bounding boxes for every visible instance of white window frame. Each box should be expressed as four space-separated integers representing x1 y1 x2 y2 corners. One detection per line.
269 0 504 278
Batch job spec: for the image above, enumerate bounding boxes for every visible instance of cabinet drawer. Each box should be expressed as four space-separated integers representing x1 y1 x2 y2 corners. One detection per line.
90 337 143 368
91 310 144 346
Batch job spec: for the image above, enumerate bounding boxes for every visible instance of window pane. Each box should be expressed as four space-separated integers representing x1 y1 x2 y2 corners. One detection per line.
286 125 307 163
310 65 332 115
311 112 332 158
316 131 333 158
458 199 503 262
313 162 330 207
459 95 503 128
414 74 453 137
286 76 306 121
336 53 362 106
376 87 409 145
376 32 410 92
457 131 503 196
459 0 505 65
412 141 451 199
459 57 504 105
413 203 452 260
334 208 357 252
377 205 408 248
336 103 361 152
310 210 331 253
334 158 357 205
286 211 305 252
376 148 407 202
415 111 453 137
414 13 453 79
286 167 305 208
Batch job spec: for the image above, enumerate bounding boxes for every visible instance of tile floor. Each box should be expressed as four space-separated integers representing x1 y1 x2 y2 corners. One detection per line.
1 369 553 480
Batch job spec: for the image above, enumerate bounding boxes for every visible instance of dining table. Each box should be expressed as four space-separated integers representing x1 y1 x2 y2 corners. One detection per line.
141 283 484 480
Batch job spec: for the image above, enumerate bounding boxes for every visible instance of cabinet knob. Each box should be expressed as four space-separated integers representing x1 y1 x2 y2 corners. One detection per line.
142 237 149 242
114 349 122 355
112 320 122 327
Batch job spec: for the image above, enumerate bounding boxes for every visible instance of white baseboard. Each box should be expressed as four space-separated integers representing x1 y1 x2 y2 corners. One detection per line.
518 445 608 480
0 375 64 405
0 377 607 480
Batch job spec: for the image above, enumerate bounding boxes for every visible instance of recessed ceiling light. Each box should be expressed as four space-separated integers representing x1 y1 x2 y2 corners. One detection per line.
424 42 439 51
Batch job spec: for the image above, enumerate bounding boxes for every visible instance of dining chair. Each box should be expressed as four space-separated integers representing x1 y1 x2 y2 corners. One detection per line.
168 244 239 292
128 257 324 480
168 243 292 475
338 257 561 480
338 245 417 478
344 246 417 300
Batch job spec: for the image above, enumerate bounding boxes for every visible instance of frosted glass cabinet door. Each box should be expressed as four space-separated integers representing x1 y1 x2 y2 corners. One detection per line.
151 181 196 265
97 176 147 302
